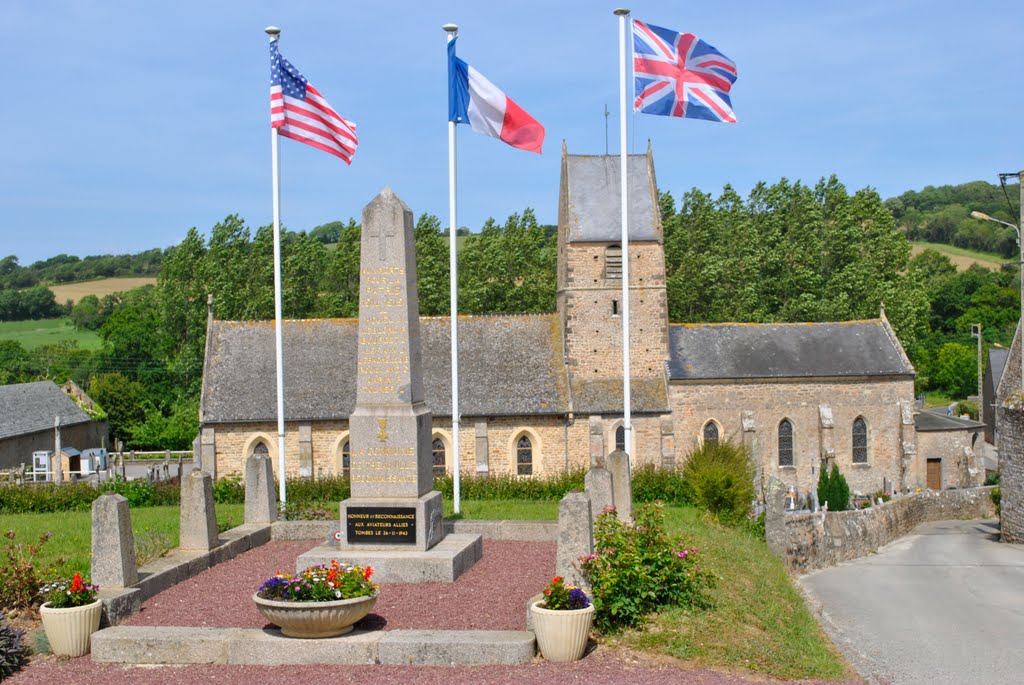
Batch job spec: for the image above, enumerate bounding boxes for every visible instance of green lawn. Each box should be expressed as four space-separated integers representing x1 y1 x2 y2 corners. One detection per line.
443 498 557 519
0 317 101 351
611 506 849 681
4 504 244 577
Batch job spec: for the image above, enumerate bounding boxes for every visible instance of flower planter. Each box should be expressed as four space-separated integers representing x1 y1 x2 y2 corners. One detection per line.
530 600 594 662
39 599 103 657
252 591 378 638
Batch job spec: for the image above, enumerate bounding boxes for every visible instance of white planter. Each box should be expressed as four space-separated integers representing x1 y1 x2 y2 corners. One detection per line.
252 591 378 638
530 600 594 662
39 599 103 657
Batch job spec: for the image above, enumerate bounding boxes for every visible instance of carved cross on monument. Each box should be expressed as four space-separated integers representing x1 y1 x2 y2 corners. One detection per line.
364 214 397 259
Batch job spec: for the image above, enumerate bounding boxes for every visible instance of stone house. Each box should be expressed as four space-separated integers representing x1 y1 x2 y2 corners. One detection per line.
914 410 986 489
0 380 108 471
197 146 968 497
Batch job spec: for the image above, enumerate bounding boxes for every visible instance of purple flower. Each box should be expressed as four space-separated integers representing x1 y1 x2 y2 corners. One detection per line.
567 587 591 610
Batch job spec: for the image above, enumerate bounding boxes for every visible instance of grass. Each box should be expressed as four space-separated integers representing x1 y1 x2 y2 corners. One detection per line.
609 506 849 681
0 317 101 350
48 277 156 305
923 391 956 409
442 498 557 520
4 504 245 577
910 241 1005 270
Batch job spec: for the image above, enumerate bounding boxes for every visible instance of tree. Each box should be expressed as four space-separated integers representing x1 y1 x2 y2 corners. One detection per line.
933 342 977 398
818 464 851 511
413 213 450 316
70 295 105 331
88 372 154 444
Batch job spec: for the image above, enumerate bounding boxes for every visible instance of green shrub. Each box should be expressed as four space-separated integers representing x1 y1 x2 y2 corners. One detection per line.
0 530 52 610
992 487 1001 515
579 502 715 633
284 475 350 505
212 474 245 504
432 469 586 501
631 464 690 504
102 477 157 507
680 441 755 524
0 616 28 680
0 482 101 514
985 471 1001 486
817 465 851 512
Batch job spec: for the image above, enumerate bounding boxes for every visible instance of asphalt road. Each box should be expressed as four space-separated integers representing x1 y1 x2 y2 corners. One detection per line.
800 519 1024 685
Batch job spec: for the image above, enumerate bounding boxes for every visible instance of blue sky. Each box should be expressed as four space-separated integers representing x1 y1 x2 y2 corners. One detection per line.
5 1 1023 264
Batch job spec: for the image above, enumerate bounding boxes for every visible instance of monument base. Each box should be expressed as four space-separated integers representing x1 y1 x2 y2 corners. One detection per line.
296 533 483 583
338 491 443 552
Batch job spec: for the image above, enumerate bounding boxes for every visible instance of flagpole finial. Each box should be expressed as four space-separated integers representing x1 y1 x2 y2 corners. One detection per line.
613 8 630 16
442 23 458 35
265 26 281 37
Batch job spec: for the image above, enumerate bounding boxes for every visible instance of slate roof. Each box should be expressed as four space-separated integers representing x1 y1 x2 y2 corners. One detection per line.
914 409 986 432
0 381 93 440
201 314 569 423
563 154 661 242
988 347 1009 388
667 320 915 380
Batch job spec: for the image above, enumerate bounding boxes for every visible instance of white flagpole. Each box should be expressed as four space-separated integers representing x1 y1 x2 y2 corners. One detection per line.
443 22 461 514
266 26 287 507
614 8 632 462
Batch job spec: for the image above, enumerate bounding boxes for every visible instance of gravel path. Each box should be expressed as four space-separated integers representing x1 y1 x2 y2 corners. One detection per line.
8 538 861 684
125 539 557 631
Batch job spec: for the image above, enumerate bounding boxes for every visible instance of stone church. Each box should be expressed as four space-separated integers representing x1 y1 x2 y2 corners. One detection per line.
197 146 982 498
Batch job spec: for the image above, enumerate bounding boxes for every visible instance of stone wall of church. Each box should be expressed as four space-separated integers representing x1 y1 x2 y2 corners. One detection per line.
669 377 916 497
203 413 671 482
560 241 669 381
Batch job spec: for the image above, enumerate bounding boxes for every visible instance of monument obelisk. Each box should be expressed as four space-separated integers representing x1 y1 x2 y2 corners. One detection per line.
299 188 480 581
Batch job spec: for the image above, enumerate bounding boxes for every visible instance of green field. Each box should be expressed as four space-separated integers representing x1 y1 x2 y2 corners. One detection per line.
0 317 101 350
910 241 1005 270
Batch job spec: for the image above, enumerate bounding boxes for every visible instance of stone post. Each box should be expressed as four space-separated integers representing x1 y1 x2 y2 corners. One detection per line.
584 466 614 518
588 416 604 467
606 449 633 522
245 454 278 524
659 415 675 470
555 491 592 588
764 476 788 558
474 419 489 475
199 427 217 479
91 492 138 588
742 411 761 497
899 399 917 491
298 423 313 479
180 469 218 551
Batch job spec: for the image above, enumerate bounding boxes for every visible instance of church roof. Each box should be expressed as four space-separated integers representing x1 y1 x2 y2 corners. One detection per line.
988 347 1009 386
666 320 915 381
0 381 93 440
563 153 661 243
200 314 570 423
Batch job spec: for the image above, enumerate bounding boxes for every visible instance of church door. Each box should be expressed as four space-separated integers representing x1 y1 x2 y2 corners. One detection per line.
926 458 942 490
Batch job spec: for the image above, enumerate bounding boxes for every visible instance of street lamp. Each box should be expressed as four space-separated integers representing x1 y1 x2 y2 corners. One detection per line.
970 209 1023 391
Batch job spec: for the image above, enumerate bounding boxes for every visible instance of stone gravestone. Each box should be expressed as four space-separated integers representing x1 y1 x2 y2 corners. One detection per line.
91 492 138 588
584 466 614 518
298 189 481 581
244 453 277 525
606 450 633 522
180 469 218 552
555 491 593 588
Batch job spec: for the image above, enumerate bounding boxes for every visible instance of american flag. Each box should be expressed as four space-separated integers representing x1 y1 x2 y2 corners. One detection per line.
632 20 737 123
269 38 357 163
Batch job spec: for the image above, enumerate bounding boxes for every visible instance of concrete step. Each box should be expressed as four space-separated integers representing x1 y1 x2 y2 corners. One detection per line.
91 625 535 666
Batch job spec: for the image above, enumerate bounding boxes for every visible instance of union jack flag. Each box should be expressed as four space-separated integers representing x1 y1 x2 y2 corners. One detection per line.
632 19 737 123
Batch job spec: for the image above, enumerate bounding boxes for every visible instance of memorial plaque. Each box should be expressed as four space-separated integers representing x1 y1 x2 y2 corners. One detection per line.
346 506 417 545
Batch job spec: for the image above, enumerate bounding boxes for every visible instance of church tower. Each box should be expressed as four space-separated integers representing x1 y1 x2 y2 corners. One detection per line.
556 143 670 421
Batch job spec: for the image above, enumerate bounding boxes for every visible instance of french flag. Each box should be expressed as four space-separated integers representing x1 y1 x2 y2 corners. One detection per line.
448 38 545 154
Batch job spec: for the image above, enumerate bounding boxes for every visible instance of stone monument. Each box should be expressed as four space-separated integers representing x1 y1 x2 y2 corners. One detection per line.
298 188 481 581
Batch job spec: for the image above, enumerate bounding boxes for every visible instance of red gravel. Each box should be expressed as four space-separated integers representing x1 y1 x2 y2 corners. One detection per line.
125 539 558 631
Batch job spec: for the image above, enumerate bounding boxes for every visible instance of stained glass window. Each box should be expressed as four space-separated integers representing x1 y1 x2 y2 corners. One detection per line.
778 419 794 466
703 421 720 444
615 425 626 452
341 440 350 477
517 435 533 476
852 418 868 464
432 438 446 477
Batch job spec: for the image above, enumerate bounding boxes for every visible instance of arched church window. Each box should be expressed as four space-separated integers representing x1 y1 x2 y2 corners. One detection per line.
605 244 623 282
517 435 533 476
252 442 269 456
341 440 350 477
615 425 626 452
778 419 794 467
852 417 868 464
703 421 720 444
432 438 446 477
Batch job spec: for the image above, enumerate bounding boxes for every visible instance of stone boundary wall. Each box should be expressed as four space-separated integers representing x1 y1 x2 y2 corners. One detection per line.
768 487 996 575
997 402 1024 543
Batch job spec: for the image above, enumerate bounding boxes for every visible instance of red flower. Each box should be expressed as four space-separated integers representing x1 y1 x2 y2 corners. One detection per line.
363 566 374 581
551 576 562 584
70 572 84 593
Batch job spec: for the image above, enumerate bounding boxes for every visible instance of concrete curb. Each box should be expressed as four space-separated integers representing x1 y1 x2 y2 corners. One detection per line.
92 625 536 666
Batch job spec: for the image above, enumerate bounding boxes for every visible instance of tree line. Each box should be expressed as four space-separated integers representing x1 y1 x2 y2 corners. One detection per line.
0 174 1018 448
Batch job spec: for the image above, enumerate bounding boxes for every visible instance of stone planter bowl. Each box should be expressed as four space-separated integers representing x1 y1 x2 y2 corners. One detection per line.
39 599 103 657
252 591 378 638
530 600 594 662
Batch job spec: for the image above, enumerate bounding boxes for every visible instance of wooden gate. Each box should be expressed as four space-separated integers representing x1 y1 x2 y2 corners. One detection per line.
926 458 942 490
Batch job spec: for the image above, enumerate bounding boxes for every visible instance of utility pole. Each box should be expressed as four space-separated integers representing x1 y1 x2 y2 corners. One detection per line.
1019 170 1023 392
972 323 982 405
604 104 610 155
